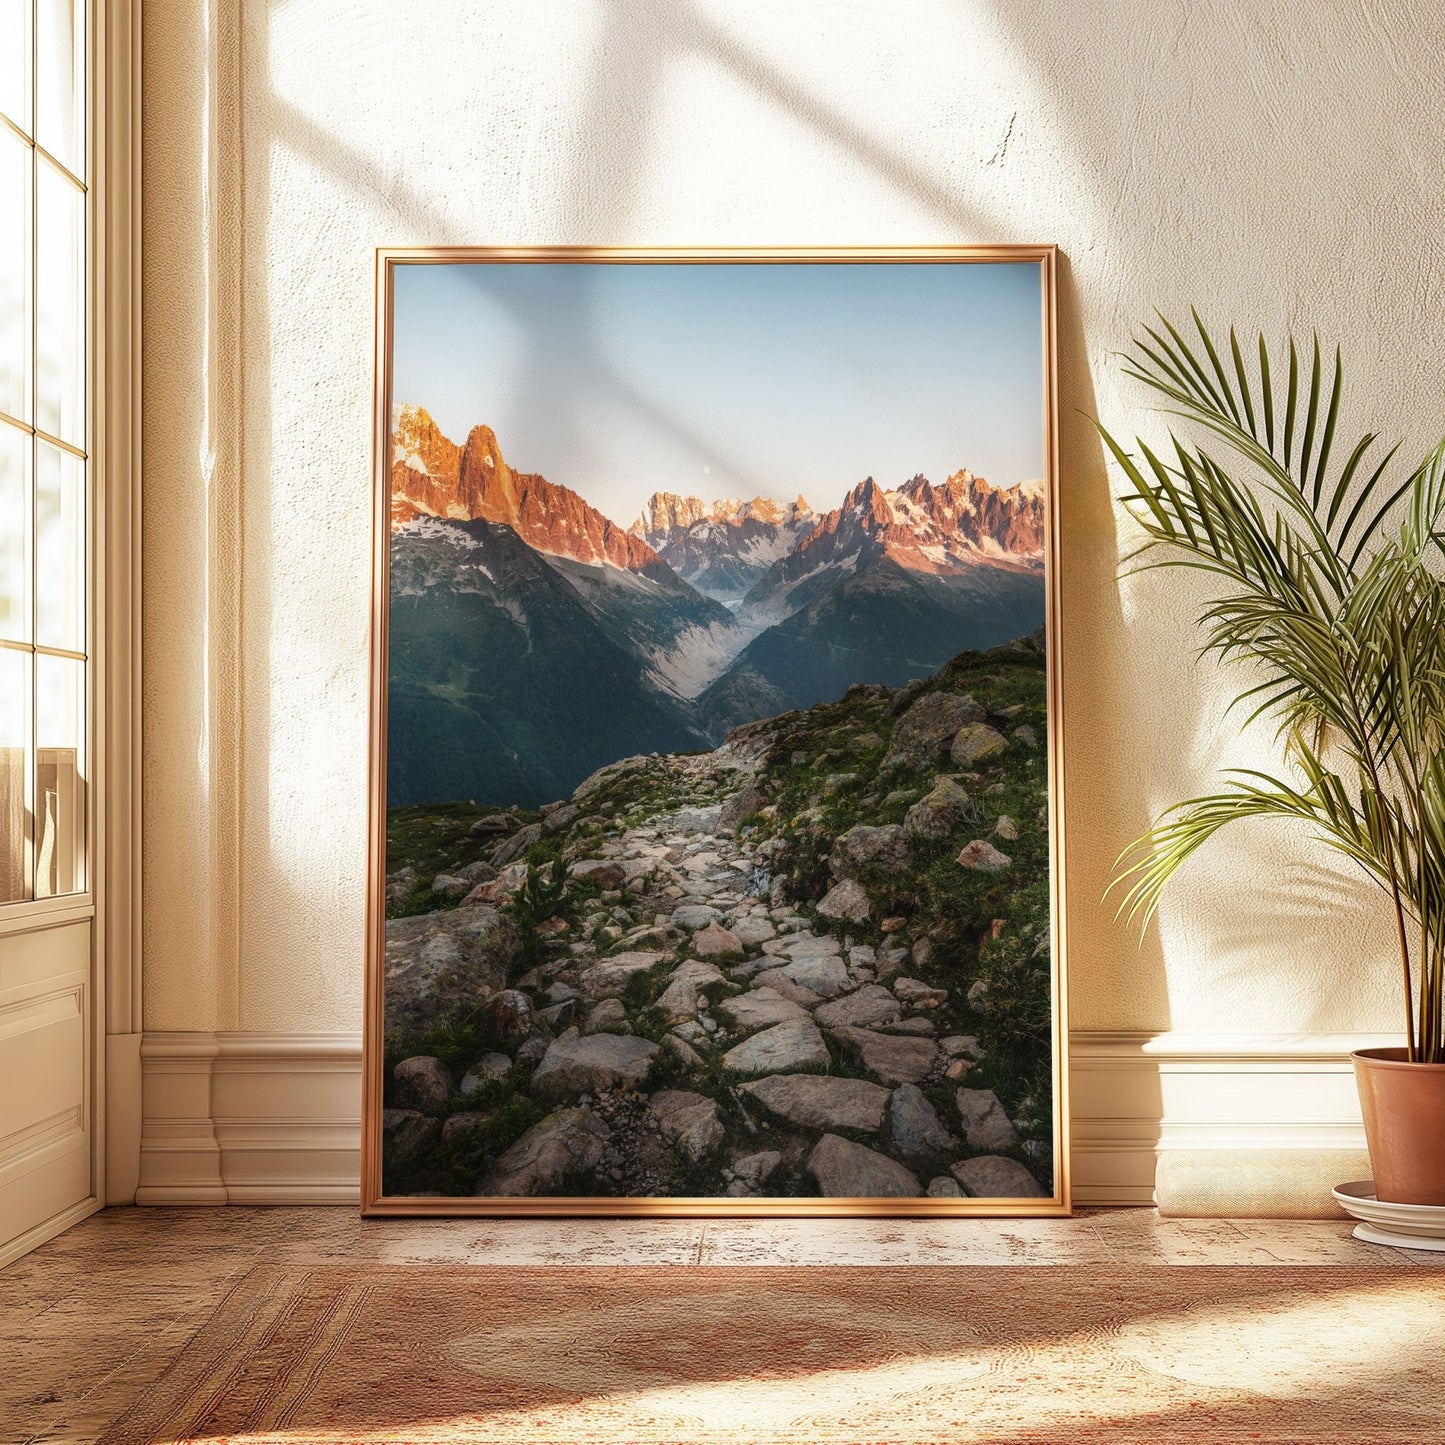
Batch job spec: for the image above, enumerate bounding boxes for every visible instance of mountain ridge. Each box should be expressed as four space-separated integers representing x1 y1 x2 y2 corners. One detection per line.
629 491 818 608
392 405 662 573
388 408 1047 805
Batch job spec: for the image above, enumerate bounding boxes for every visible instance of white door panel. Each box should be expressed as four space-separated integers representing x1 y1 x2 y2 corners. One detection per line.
0 920 93 1251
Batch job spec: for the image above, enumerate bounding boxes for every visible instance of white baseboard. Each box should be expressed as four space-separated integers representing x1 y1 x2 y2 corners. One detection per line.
137 1032 361 1205
1070 1031 1391 1213
135 1029 1391 1212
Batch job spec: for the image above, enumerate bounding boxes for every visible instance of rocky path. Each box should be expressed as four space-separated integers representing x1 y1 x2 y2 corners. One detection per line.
382 675 1053 1201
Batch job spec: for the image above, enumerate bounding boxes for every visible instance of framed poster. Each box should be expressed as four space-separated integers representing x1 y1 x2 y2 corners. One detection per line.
363 247 1067 1215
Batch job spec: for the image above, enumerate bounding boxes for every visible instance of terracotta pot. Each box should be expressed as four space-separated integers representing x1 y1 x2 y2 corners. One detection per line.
1352 1047 1445 1205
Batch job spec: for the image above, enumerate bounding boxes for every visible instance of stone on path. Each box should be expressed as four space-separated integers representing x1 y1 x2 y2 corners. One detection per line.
467 813 517 836
732 952 783 978
537 999 575 1030
654 959 726 1024
817 878 871 923
889 1083 957 1161
384 905 518 1048
884 691 987 770
807 1133 922 1198
692 922 743 959
941 1034 986 1060
950 723 1008 767
440 1111 491 1145
531 1029 660 1100
893 977 948 1009
671 904 720 930
648 1090 725 1162
475 1107 609 1196
570 858 626 890
454 859 498 886
721 1018 830 1075
728 1149 783 1189
780 931 842 958
732 915 777 947
777 952 851 999
393 1056 452 1111
828 1026 938 1085
829 824 911 877
883 1016 938 1037
541 802 581 834
904 778 975 840
381 1108 438 1165
951 1154 1048 1198
672 805 722 835
384 866 417 905
740 1074 889 1131
463 862 528 905
479 989 533 1045
719 782 767 831
459 1053 512 1093
491 822 543 866
576 951 668 1001
749 970 826 1008
662 1032 705 1071
955 1088 1020 1151
581 998 630 1034
571 754 650 802
813 984 902 1030
957 840 1012 872
717 987 810 1035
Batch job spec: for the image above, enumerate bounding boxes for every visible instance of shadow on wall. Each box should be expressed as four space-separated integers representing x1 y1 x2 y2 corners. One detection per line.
233 0 1165 1038
167 0 1416 1042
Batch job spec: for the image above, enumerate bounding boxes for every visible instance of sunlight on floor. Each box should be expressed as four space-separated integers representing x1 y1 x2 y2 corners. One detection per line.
174 1276 1443 1444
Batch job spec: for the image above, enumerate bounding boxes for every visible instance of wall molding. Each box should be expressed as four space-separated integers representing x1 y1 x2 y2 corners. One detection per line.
1070 1030 1391 1212
137 1032 361 1205
137 1028 1391 1211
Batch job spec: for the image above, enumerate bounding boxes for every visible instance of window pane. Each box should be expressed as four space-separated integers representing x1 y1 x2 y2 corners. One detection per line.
0 0 32 137
35 157 83 447
0 646 30 903
0 423 30 644
35 650 83 897
35 441 82 652
0 124 29 422
36 0 83 180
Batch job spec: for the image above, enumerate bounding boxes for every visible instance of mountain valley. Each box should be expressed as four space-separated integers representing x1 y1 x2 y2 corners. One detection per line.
388 408 1048 807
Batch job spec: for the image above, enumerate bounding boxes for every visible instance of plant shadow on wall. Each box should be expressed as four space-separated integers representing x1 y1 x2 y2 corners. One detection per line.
1102 313 1445 1064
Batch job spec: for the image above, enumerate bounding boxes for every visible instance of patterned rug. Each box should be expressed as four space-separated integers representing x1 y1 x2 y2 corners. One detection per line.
101 1264 1444 1444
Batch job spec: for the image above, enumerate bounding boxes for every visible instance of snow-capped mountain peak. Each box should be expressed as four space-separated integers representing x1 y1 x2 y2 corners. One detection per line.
390 408 662 573
738 469 1045 623
629 490 818 608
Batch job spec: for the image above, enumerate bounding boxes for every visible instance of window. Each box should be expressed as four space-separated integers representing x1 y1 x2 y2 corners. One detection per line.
1 1 88 903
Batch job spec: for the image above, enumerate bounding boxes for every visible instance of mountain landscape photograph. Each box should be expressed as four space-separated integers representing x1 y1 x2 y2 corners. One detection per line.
376 256 1060 1204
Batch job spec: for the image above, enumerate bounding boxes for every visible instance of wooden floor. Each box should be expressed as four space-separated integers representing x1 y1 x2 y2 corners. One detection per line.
3 1205 1442 1444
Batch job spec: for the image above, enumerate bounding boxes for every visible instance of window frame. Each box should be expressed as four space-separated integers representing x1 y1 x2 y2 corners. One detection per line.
0 0 94 920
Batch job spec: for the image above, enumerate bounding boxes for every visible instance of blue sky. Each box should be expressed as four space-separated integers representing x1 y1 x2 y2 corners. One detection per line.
391 260 1045 526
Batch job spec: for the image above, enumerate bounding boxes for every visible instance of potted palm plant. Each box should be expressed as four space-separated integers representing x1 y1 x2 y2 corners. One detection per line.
1102 312 1445 1205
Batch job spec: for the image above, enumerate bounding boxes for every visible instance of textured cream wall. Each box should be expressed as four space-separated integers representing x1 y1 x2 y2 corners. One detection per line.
141 0 1445 1037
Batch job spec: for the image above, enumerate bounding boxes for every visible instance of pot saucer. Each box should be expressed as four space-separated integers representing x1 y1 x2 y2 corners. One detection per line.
1333 1180 1445 1251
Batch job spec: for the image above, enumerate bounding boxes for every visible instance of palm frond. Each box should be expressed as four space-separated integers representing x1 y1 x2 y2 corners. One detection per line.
1102 311 1445 1060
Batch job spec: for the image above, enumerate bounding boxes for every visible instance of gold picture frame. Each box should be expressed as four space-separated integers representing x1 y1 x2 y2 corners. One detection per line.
363 246 1068 1216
